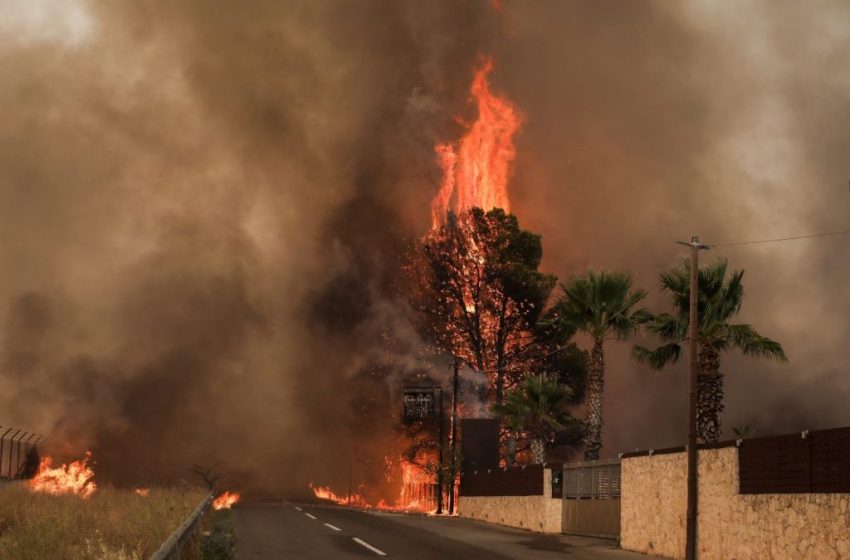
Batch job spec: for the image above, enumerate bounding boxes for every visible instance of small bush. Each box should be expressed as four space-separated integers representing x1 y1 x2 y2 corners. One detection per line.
199 509 236 560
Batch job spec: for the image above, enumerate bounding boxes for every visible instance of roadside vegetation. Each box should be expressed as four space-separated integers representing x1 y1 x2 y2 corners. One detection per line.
0 482 208 560
199 509 236 560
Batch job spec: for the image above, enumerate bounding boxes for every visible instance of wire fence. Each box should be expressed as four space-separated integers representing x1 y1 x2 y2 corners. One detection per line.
0 426 45 480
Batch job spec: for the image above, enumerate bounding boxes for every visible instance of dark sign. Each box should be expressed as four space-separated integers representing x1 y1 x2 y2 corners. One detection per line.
460 418 500 472
403 390 436 421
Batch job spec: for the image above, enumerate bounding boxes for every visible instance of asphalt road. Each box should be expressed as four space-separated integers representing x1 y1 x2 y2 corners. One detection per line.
233 503 647 559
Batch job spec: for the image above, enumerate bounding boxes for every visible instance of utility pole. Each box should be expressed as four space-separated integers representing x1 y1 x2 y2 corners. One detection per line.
448 358 460 514
678 235 709 560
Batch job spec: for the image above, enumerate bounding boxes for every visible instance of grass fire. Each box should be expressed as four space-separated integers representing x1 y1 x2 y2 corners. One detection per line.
28 452 97 499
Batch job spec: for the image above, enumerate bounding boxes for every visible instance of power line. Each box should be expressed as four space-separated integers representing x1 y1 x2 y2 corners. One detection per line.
712 228 850 247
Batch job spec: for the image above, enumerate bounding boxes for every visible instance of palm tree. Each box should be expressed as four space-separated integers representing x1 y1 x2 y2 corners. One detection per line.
492 373 576 464
549 270 649 460
634 259 787 443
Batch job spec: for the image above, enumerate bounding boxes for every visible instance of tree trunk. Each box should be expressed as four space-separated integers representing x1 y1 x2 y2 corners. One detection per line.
583 339 605 460
506 435 516 467
530 439 546 465
697 346 724 443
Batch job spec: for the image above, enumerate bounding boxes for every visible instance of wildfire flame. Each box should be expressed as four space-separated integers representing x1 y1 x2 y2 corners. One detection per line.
431 57 523 228
212 491 240 510
310 456 438 513
28 451 97 499
134 487 150 497
309 482 371 508
312 56 518 515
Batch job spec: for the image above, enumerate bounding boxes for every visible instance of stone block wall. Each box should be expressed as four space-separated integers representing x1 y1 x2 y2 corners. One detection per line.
457 468 562 533
621 447 850 559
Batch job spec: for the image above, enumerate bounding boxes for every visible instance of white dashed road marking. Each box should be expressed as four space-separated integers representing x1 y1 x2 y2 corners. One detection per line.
305 513 317 520
324 523 342 531
353 537 387 556
295 506 302 511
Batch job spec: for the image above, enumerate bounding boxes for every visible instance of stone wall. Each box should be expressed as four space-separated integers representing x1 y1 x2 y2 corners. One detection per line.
621 447 850 559
457 468 562 533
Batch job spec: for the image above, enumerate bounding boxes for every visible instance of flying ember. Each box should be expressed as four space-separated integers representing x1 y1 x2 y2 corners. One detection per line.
431 57 523 229
28 451 97 499
212 491 241 510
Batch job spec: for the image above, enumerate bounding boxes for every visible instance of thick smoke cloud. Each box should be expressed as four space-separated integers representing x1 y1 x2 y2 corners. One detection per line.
0 0 847 497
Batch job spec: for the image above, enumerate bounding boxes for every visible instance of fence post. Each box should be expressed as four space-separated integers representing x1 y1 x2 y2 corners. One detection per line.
6 430 21 478
802 430 812 493
17 433 35 477
0 428 10 479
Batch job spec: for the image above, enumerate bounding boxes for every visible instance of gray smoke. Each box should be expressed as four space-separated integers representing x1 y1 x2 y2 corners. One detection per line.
0 0 847 497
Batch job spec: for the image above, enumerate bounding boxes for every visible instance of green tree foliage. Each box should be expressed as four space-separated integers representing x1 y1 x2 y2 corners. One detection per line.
548 270 649 460
410 208 562 403
492 373 580 464
634 259 787 442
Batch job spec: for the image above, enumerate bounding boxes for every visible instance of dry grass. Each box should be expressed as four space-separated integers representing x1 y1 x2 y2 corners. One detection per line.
0 481 208 560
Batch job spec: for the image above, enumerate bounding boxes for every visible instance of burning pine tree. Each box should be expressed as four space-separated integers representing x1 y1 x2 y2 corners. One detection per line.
411 207 556 403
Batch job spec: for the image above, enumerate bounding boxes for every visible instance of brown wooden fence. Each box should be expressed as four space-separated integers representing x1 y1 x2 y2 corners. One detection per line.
459 465 544 497
739 426 850 494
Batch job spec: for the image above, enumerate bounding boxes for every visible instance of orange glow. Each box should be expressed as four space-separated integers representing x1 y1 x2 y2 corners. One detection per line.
310 454 438 513
212 491 240 510
431 57 522 228
134 487 150 497
309 482 371 509
28 451 97 499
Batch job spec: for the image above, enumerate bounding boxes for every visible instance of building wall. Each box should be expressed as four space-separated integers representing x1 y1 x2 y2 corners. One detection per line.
457 468 562 533
621 447 850 559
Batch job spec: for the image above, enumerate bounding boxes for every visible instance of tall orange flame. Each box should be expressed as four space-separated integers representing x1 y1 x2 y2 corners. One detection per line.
431 57 523 228
28 451 97 499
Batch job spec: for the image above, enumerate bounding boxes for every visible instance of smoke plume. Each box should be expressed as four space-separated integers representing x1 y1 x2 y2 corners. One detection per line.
0 0 848 497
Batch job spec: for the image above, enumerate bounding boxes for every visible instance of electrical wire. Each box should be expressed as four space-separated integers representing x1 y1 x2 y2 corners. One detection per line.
712 228 850 247
712 181 850 247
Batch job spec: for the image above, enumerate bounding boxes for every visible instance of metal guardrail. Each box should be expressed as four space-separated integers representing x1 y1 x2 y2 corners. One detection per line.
149 493 213 560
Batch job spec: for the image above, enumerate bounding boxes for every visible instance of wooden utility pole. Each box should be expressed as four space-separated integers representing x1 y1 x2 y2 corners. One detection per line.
678 235 709 560
448 358 460 514
436 387 445 514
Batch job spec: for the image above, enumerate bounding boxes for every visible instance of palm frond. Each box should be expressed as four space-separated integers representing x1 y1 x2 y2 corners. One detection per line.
723 323 788 362
633 342 682 369
645 313 687 340
554 269 647 342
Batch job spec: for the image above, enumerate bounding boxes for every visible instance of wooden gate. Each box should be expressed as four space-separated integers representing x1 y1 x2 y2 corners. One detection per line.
561 458 620 539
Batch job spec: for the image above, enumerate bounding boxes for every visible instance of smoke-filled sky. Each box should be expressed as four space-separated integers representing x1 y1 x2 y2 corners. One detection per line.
1 0 848 492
